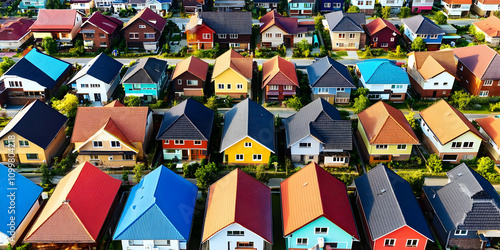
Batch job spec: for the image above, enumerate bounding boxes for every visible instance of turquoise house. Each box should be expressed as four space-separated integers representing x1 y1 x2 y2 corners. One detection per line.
288 0 314 16
121 58 168 103
19 0 47 10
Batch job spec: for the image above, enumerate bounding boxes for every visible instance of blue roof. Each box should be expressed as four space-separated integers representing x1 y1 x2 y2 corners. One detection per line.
113 166 198 240
0 164 42 236
70 53 123 84
356 59 410 85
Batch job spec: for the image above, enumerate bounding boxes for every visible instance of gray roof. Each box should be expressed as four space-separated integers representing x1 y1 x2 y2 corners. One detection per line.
401 15 445 35
307 56 356 88
121 58 168 84
325 11 365 32
220 98 275 152
69 53 123 84
198 12 252 35
285 98 352 150
156 98 214 141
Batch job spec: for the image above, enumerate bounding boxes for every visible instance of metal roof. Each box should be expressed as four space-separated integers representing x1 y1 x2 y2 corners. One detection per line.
122 58 168 84
357 59 410 85
306 56 356 88
325 11 365 32
402 15 445 35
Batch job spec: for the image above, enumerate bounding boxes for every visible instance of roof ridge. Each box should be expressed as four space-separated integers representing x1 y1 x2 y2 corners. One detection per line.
184 111 209 140
381 166 408 231
67 201 97 241
481 51 499 79
371 113 390 143
389 112 419 144
114 203 156 239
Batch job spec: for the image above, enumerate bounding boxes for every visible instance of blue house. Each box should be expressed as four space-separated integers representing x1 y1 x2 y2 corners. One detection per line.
121 58 168 103
307 56 356 104
288 0 314 16
319 0 343 12
113 165 198 250
19 0 50 10
356 59 410 101
401 15 445 51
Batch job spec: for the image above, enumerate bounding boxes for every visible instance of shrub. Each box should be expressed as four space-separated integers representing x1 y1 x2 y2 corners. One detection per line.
347 6 360 13
427 154 443 173
381 6 391 19
490 102 500 112
434 11 447 25
352 95 370 114
411 37 426 51
399 7 411 18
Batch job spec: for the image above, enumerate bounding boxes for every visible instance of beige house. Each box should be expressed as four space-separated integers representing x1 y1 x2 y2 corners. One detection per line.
259 10 314 48
30 9 83 47
476 117 500 164
324 11 366 50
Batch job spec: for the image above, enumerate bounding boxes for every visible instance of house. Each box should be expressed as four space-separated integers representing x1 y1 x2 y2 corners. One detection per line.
307 56 356 104
0 100 67 164
442 0 472 17
260 10 314 48
0 164 42 246
288 0 315 16
71 101 154 167
80 11 123 52
453 45 500 97
324 11 366 50
407 50 457 99
473 16 500 46
19 0 45 10
379 0 404 14
94 0 113 10
124 0 172 16
476 116 500 164
351 0 375 14
356 59 410 101
281 162 359 250
70 0 94 14
472 0 500 16
220 98 274 165
183 0 203 13
156 98 214 161
214 0 244 11
319 0 344 12
411 0 434 12
171 56 209 97
212 49 253 99
0 18 34 50
111 0 128 12
357 101 419 164
185 12 252 51
201 168 272 250
254 0 279 11
420 99 483 163
262 56 299 101
122 7 166 52
284 98 352 166
30 9 83 47
401 15 445 50
355 164 434 250
68 53 123 103
24 162 122 249
121 57 168 103
364 18 400 49
113 166 198 250
421 163 500 249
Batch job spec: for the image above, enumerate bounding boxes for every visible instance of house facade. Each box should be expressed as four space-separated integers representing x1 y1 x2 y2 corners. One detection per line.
254 0 279 11
380 0 404 13
70 0 94 14
0 18 34 50
262 56 299 101
260 10 314 48
351 0 375 14
171 56 209 97
356 59 410 101
476 117 500 164
121 58 168 103
324 11 366 50
183 0 203 13
472 0 500 16
288 0 315 16
411 0 434 12
122 7 166 52
364 18 400 49
19 0 45 11
81 11 123 52
319 0 343 12
442 0 472 17
212 49 253 99
401 15 445 51
30 9 83 47
473 16 500 46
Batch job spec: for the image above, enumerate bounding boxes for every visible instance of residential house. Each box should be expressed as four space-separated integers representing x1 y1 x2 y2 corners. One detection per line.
156 98 214 161
324 11 366 50
124 0 172 16
69 53 123 103
288 0 315 16
407 50 457 99
281 162 359 250
0 48 72 105
220 98 274 165
70 0 94 14
453 45 500 97
420 99 484 163
0 18 34 50
201 168 272 250
0 164 42 246
30 9 83 47
380 0 404 13
260 10 314 48
94 0 113 10
24 162 122 249
214 0 244 11
71 101 154 167
473 16 500 46
262 56 299 101
351 0 375 15
185 12 252 51
356 59 410 101
355 164 434 250
472 0 500 16
357 101 419 164
319 0 343 12
212 49 253 99
254 0 279 11
421 163 500 249
401 15 445 50
364 18 400 49
307 56 356 104
442 0 472 17
411 0 434 12
112 0 128 12
285 98 352 166
183 0 203 13
121 57 168 103
171 56 209 97
113 166 198 250
80 11 123 52
19 0 45 11
476 116 500 164
122 7 166 52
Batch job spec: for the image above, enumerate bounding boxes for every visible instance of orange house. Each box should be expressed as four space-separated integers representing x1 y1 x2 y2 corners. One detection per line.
185 12 216 51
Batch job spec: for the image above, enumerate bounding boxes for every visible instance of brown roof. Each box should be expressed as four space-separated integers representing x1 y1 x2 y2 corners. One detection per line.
474 16 500 38
124 7 166 32
420 99 483 145
365 18 400 36
212 49 253 80
259 10 305 35
475 117 500 148
262 56 299 88
358 101 419 145
409 50 456 80
171 56 209 81
442 0 471 4
453 45 500 80
105 100 125 107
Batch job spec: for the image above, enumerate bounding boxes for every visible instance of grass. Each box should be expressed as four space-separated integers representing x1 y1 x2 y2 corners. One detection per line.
272 193 286 250
458 105 492 114
333 51 348 57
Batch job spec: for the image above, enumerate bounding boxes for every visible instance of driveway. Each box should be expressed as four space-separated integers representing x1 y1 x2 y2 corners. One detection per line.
346 51 359 59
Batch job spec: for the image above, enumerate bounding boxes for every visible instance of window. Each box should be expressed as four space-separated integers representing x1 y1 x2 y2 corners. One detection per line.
111 141 121 148
484 80 493 86
265 33 272 38
330 156 345 163
144 33 155 39
443 155 458 161
139 25 146 28
391 84 403 89
297 238 308 245
229 43 240 47
194 140 202 145
236 242 254 248
123 154 133 160
129 33 139 39
406 239 418 247
384 239 396 246
359 1 364 5
93 141 103 148
253 154 262 161
99 33 106 38
304 3 311 7
349 33 355 39
154 240 170 246
202 33 211 39
91 84 100 88
451 142 462 148
376 145 388 150
236 84 243 89
397 145 407 150
230 34 238 39
3 140 10 147
132 84 141 90
269 85 279 90
178 79 182 85
368 94 380 99
443 82 448 86
299 142 311 148
430 34 438 39
390 37 395 42
433 82 439 86
218 34 226 39
90 155 99 160
366 0 372 4
236 154 244 161
164 140 169 144
26 153 38 160
421 34 428 39
226 84 231 90
460 65 463 71
332 2 341 7
324 2 330 7
244 142 252 147
297 33 303 38
314 227 328 234
455 230 468 235
463 142 474 148
275 33 282 38
292 3 298 7
227 231 244 236
373 37 378 42
381 43 388 47
318 87 329 93
285 85 293 90
218 84 225 89
129 240 143 246
338 33 346 39
174 140 184 145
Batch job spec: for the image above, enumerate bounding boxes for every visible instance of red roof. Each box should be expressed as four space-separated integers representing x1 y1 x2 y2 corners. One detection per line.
0 18 34 41
171 56 209 80
84 11 123 34
30 9 79 32
260 10 305 34
125 8 166 32
262 56 299 87
365 18 400 36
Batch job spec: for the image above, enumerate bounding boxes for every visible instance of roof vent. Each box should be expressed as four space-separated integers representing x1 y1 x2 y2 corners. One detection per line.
62 199 71 204
377 189 386 196
197 18 203 25
458 173 463 177
303 182 308 186
149 20 157 24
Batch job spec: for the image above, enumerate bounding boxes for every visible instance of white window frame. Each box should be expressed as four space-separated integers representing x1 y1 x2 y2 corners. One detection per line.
349 33 355 39
324 2 330 7
299 142 311 148
406 239 419 247
236 84 243 89
202 33 211 39
19 140 29 147
144 33 155 39
269 85 279 90
455 230 468 235
337 88 345 92
318 87 329 93
479 90 489 97
297 238 308 245
110 141 121 148
397 144 407 150
194 140 202 145
244 142 252 148
484 80 493 86
338 33 346 39
93 141 103 148
384 239 396 247
253 154 262 161
218 84 225 89
463 142 474 148
174 140 184 145
139 25 146 28
227 83 232 90
218 34 226 39
235 154 244 161
284 85 293 90
314 227 328 234
376 145 388 150
230 34 238 39
178 79 182 85
129 32 139 39
390 37 395 42
430 34 438 39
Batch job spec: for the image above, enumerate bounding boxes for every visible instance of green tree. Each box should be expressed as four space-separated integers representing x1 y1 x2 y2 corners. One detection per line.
195 162 220 190
381 6 391 19
434 11 448 25
494 11 500 18
40 164 52 185
42 37 58 55
403 171 425 196
52 93 78 117
352 95 370 114
411 37 426 51
0 57 15 75
363 45 373 58
450 90 472 110
133 163 144 183
354 87 369 97
468 24 477 36
314 14 325 31
399 7 411 18
284 95 303 110
255 164 269 184
475 32 485 42
183 162 200 178
45 0 62 8
122 170 129 183
405 111 418 130
124 95 141 106
477 157 495 176
427 154 443 173
205 96 218 110
347 5 360 13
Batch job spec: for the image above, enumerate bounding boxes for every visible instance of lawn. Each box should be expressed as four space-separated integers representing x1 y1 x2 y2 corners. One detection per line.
272 193 286 250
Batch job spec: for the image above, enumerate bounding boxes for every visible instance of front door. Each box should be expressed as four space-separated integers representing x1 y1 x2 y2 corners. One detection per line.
182 149 188 160
94 93 101 101
432 91 437 97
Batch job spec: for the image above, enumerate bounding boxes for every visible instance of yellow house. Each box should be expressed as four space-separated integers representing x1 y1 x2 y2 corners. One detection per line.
0 100 68 164
220 98 275 165
357 101 420 164
212 49 253 99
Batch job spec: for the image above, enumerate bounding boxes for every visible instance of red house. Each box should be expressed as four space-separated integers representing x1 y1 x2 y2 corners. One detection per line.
365 18 400 49
80 11 123 52
262 56 299 101
121 8 166 52
156 98 214 161
171 56 209 97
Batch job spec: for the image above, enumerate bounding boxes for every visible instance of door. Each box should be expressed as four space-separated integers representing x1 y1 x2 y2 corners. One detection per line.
94 93 101 101
182 149 188 160
432 91 437 98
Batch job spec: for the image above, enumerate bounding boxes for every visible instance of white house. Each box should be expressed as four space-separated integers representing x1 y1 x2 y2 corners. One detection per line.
356 59 410 101
259 10 314 48
351 0 375 14
411 0 434 13
0 18 34 50
442 0 472 17
472 0 500 17
70 0 94 13
380 0 404 13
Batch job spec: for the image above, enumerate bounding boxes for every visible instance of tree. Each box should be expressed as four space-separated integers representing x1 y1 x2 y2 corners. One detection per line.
405 111 418 130
42 37 58 55
411 37 426 51
403 171 425 196
475 32 485 42
427 154 443 173
468 24 477 36
195 162 220 190
450 90 472 110
40 164 52 185
494 11 500 18
133 163 144 183
124 95 141 106
314 14 325 31
122 170 129 183
381 6 391 19
477 157 495 176
205 96 218 110
45 0 62 8
284 95 303 110
0 57 15 75
352 95 370 114
183 162 200 178
255 164 269 184
354 87 369 97
347 5 360 13
434 11 448 25
363 45 373 58
399 7 411 18
52 93 78 117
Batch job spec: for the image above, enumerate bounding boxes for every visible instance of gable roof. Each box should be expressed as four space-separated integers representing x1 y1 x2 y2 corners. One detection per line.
196 12 252 35
355 164 434 241
357 59 410 85
281 162 359 238
409 50 456 80
262 56 299 88
156 98 214 141
122 58 168 84
69 53 123 84
124 7 166 32
358 101 419 145
172 56 209 81
474 16 500 38
0 100 67 149
0 18 34 41
325 11 365 32
419 99 483 145
202 169 272 243
30 9 79 32
25 162 121 243
285 98 352 150
402 15 445 35
259 10 305 35
365 18 400 36
307 56 355 88
83 11 123 34
475 116 500 148
212 49 253 80
113 166 198 240
453 45 500 80
477 0 500 5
